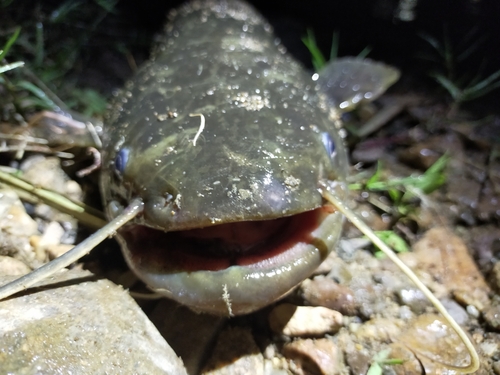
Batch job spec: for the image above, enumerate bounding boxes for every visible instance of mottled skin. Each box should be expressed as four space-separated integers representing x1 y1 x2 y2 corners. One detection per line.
100 0 396 315
103 1 345 229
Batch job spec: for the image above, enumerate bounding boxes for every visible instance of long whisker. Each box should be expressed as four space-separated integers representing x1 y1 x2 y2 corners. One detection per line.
0 198 144 301
320 184 480 374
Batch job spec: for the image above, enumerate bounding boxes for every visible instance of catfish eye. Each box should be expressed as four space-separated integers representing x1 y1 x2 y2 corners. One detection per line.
114 148 129 176
321 132 336 159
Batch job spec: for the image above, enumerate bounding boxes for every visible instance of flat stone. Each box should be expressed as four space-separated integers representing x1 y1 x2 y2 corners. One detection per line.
412 227 491 311
0 269 187 375
397 314 473 373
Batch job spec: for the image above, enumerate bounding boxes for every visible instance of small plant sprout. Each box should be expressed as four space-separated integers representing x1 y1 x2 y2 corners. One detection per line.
0 26 21 62
302 29 372 71
366 349 405 375
0 28 24 74
372 230 409 259
350 154 449 216
348 155 448 257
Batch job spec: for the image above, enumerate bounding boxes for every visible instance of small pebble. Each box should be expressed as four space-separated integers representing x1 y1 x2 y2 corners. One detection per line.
483 304 500 331
396 287 429 314
440 299 469 325
268 304 343 337
0 189 39 237
0 255 31 276
479 337 500 358
283 338 341 375
31 221 69 261
353 318 403 342
300 277 358 315
494 361 500 375
344 350 370 375
488 262 500 294
466 304 480 318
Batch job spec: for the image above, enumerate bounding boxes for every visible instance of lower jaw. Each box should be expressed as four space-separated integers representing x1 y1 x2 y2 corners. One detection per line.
117 206 344 316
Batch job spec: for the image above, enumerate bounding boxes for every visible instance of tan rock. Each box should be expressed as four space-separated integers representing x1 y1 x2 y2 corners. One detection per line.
0 189 39 268
301 277 358 316
0 189 39 237
0 255 31 276
269 303 343 337
283 338 341 375
352 317 404 342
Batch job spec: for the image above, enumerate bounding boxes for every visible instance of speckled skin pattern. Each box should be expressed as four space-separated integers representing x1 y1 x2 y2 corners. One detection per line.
100 0 348 315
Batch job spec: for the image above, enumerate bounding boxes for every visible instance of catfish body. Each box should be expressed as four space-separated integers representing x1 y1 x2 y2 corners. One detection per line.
100 0 396 315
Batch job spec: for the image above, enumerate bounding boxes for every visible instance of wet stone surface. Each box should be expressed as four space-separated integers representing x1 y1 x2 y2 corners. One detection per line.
0 269 187 375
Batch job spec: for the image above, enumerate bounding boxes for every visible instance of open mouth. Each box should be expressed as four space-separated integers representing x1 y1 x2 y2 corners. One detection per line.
117 203 342 315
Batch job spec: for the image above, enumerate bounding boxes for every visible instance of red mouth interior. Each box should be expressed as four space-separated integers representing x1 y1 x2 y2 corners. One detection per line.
120 206 331 273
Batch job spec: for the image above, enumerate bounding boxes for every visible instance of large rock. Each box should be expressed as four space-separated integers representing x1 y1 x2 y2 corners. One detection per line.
0 269 187 375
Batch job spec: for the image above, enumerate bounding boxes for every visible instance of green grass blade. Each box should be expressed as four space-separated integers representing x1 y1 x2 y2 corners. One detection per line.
357 45 372 59
35 22 44 67
329 31 339 61
460 68 500 101
302 29 327 71
0 26 21 61
431 73 462 100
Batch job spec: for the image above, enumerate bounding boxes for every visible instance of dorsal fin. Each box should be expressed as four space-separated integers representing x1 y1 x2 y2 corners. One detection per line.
317 57 400 112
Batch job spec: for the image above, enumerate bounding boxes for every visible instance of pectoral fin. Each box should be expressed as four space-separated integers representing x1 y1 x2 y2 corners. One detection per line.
317 57 400 112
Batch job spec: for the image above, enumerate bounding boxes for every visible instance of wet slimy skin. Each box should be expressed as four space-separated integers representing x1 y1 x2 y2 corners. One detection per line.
100 0 398 315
